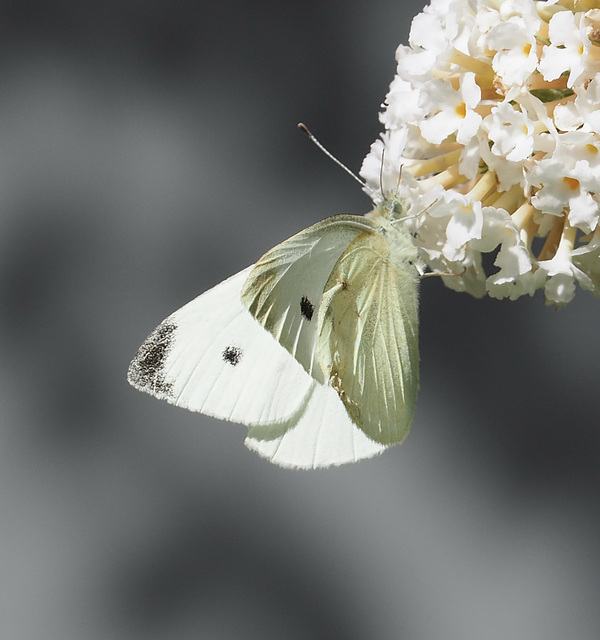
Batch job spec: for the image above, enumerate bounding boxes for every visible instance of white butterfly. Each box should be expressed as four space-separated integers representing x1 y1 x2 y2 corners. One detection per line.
128 202 420 469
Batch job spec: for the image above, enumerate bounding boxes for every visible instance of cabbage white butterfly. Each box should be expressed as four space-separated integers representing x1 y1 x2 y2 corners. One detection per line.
128 201 420 468
128 131 420 468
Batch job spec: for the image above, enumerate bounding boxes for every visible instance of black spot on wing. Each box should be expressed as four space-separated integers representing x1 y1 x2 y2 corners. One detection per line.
222 345 243 366
127 321 176 396
300 295 314 321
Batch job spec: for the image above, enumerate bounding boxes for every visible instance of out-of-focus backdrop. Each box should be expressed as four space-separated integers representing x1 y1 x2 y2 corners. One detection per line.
1 1 600 638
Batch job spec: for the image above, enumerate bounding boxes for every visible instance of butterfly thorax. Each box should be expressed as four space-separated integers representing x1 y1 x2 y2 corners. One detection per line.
365 203 419 272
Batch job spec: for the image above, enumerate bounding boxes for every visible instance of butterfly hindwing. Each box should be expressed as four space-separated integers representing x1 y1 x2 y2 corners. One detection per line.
241 214 380 383
317 224 420 445
245 382 387 469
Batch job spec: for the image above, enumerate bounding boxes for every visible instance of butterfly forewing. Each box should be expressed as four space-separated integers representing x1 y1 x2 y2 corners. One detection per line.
317 227 420 445
128 268 314 426
241 215 379 383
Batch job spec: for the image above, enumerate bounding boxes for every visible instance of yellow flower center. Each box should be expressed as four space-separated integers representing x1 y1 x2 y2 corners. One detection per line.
562 176 580 191
455 102 467 118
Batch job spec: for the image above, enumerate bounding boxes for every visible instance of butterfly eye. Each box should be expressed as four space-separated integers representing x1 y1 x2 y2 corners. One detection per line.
300 296 314 321
222 346 243 366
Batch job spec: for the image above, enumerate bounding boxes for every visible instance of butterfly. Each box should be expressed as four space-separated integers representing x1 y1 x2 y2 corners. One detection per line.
127 200 420 469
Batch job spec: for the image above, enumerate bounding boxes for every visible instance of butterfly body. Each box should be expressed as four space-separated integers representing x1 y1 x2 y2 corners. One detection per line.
128 202 420 468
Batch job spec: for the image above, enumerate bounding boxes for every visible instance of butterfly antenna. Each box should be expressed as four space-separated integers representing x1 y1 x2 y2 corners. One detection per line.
379 146 386 197
395 163 403 194
298 123 367 189
379 148 404 197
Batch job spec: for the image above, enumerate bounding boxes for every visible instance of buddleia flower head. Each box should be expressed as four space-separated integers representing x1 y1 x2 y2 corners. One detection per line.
361 0 600 306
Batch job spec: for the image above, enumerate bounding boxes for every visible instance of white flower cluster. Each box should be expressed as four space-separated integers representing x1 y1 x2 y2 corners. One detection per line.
361 0 600 305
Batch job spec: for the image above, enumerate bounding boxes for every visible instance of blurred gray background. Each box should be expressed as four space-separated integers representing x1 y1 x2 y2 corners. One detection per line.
1 1 600 638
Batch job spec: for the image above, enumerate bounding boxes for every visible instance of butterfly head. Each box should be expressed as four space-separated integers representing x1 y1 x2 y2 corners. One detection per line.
367 189 412 225
380 191 410 221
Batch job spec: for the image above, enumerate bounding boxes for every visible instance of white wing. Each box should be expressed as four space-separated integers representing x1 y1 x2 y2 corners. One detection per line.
128 266 388 468
127 267 313 425
245 383 387 469
241 215 379 383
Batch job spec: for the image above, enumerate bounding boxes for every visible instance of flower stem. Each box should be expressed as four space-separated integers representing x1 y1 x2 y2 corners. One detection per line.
449 49 494 80
418 164 466 190
487 183 524 212
407 149 462 177
467 169 497 202
512 202 535 228
538 216 565 261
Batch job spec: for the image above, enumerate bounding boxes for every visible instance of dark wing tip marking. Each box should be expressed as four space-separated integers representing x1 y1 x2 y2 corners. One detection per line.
222 345 243 366
300 295 314 321
127 321 176 396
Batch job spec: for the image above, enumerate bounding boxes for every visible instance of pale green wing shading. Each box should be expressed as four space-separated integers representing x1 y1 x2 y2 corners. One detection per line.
317 228 420 445
241 214 379 383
